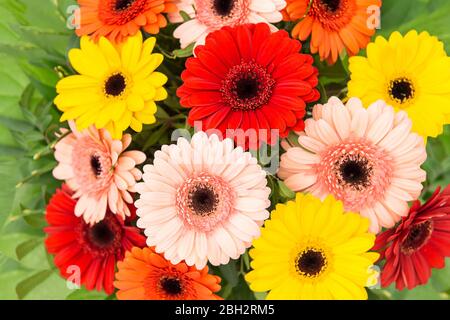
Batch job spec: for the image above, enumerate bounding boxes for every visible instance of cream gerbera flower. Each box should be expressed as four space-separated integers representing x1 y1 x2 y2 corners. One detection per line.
135 132 271 269
170 0 286 49
54 32 167 139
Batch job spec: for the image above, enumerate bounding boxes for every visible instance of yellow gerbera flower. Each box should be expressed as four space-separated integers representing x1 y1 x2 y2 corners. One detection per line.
54 32 167 139
245 193 379 300
348 30 450 139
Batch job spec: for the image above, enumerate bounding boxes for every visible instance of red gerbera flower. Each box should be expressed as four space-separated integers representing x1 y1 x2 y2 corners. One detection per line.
374 185 450 290
177 23 320 149
44 185 146 295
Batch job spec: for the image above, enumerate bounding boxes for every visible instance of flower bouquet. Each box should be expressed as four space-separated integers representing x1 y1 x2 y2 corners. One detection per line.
0 0 450 301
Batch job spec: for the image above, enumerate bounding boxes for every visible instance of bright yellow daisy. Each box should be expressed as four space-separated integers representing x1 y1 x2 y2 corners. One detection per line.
54 32 167 139
245 193 379 300
348 30 450 139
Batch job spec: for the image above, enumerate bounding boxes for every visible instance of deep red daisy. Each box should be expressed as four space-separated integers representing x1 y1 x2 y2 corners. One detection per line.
44 185 146 295
374 185 450 290
177 23 320 149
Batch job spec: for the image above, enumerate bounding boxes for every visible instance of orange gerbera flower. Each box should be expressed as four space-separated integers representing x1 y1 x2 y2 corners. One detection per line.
76 0 177 43
114 247 222 300
284 0 382 64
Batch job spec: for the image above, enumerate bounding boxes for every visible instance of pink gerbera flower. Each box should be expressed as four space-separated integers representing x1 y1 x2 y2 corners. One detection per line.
278 97 427 233
170 0 286 49
53 121 146 225
135 132 270 269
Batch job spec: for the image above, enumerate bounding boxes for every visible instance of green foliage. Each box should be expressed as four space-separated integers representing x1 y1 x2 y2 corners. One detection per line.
0 0 449 300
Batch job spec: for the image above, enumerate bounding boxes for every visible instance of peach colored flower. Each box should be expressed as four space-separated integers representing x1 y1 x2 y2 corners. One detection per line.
170 0 286 49
278 97 427 233
53 121 146 224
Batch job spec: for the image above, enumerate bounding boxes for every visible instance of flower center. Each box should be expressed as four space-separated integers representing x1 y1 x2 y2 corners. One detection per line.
81 214 123 256
114 0 136 11
90 155 102 177
213 0 236 16
221 60 275 111
88 221 116 247
339 157 372 189
104 73 127 97
176 172 235 232
296 248 328 278
189 187 219 216
159 276 183 296
321 0 341 12
401 221 433 255
389 77 415 104
309 0 355 31
316 138 393 212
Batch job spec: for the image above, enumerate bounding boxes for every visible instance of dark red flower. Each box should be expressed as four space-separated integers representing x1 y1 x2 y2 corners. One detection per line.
44 185 146 295
177 23 320 149
374 185 450 290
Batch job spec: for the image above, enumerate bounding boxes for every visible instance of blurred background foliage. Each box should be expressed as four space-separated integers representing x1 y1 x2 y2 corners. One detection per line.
0 0 449 300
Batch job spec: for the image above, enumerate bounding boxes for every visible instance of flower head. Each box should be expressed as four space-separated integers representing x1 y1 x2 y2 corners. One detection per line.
44 186 146 295
114 246 222 299
348 30 450 139
135 132 271 269
278 97 427 233
76 0 177 43
374 185 450 290
177 23 320 149
246 193 379 300
52 121 146 224
170 0 286 49
54 32 167 139
284 0 381 64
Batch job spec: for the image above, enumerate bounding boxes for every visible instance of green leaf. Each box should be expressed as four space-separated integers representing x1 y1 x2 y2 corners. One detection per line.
16 269 52 299
172 43 194 58
66 288 108 300
16 238 41 261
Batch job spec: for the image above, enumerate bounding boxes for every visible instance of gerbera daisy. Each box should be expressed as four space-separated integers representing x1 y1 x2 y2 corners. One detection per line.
54 32 167 139
284 0 381 64
114 246 222 299
246 193 379 300
135 131 271 269
278 97 427 233
52 121 146 225
348 30 450 139
76 0 177 43
170 0 286 49
177 23 320 149
374 185 450 290
44 185 146 295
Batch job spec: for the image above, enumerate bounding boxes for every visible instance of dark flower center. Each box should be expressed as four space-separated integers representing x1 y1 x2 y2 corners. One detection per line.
321 0 341 12
105 73 127 97
87 221 116 248
114 0 135 11
338 156 372 190
81 214 123 257
189 186 218 216
221 60 275 111
160 276 183 295
296 249 327 277
90 155 102 177
235 77 259 100
213 0 236 16
340 159 369 186
389 78 415 104
401 221 433 254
